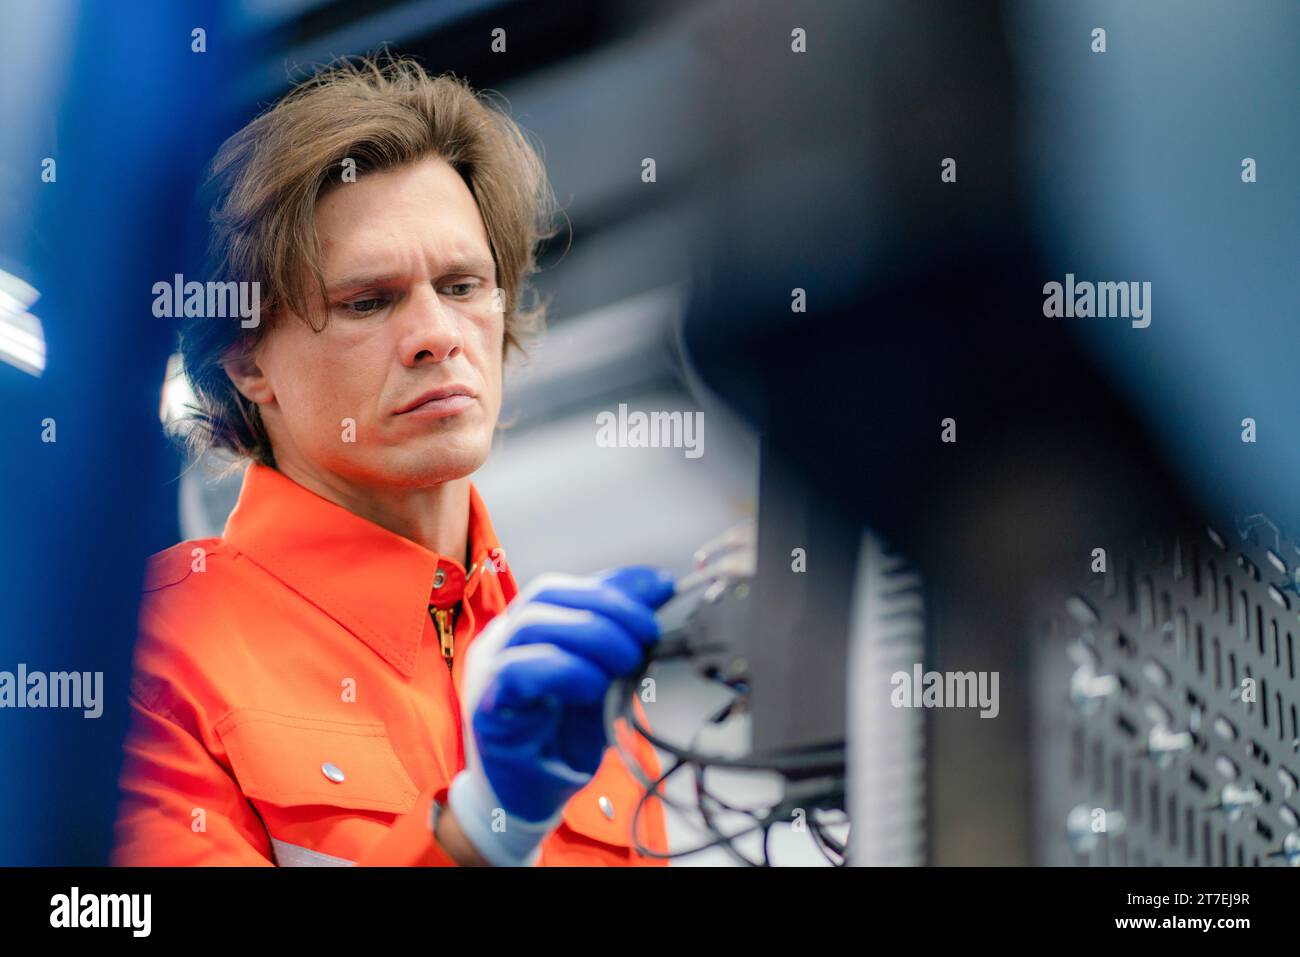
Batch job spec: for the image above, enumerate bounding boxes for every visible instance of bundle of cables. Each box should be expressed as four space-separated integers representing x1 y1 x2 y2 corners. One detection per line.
604 524 850 866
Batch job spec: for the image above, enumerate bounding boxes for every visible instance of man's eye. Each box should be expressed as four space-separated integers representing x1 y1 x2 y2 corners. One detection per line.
440 281 479 298
341 297 388 315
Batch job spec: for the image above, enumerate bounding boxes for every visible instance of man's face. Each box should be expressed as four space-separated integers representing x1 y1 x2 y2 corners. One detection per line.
246 155 504 490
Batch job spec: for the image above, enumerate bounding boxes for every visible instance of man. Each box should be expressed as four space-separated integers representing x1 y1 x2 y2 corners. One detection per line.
112 55 672 867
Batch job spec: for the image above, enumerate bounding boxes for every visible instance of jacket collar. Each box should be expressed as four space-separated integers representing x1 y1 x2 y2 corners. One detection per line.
222 463 509 678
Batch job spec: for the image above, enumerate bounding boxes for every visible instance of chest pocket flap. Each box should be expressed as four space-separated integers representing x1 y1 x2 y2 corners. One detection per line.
560 744 646 850
216 709 419 814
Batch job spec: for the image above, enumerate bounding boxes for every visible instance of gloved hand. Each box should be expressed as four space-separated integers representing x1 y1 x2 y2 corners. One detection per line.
447 566 674 866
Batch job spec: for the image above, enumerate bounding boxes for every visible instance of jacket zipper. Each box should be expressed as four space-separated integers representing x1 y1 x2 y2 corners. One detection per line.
430 604 466 769
431 606 455 672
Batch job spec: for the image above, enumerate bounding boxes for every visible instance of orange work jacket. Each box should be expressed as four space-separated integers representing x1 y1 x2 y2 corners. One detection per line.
111 463 668 866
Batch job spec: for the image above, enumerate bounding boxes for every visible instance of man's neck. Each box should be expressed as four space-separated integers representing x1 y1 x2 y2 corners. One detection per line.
274 460 472 563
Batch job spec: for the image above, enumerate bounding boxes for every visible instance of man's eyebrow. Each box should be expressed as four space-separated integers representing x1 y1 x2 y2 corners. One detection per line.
324 258 496 294
441 257 497 278
324 273 399 294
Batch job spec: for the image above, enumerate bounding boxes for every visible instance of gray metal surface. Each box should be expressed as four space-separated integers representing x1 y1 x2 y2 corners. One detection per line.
1034 519 1300 866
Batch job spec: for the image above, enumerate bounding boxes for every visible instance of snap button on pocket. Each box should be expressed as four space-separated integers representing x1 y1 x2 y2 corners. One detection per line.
598 795 615 820
217 710 419 814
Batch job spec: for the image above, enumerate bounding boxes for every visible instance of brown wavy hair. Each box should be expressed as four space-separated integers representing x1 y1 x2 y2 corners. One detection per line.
179 53 558 466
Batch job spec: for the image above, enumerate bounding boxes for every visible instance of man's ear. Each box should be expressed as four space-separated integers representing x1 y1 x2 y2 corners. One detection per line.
222 342 275 405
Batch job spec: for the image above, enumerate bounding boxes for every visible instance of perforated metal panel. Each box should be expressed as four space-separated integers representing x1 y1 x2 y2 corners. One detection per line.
1032 518 1300 866
848 533 925 866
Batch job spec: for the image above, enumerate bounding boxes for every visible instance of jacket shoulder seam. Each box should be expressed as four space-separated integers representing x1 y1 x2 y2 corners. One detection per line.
142 540 225 593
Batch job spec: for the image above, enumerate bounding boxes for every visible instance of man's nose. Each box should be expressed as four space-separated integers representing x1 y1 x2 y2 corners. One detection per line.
399 284 462 365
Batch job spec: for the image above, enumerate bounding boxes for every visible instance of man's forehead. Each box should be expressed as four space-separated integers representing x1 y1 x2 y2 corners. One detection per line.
314 158 493 275
316 215 494 284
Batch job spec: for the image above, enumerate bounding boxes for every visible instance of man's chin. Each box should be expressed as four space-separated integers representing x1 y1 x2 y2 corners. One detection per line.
367 444 491 489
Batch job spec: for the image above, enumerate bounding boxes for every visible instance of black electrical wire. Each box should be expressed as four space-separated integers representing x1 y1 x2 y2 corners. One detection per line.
613 670 845 775
616 693 793 862
626 754 771 860
808 810 850 866
694 762 768 867
609 651 848 865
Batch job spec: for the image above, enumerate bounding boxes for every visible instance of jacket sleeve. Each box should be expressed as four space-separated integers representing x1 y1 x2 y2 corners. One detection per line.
112 691 277 866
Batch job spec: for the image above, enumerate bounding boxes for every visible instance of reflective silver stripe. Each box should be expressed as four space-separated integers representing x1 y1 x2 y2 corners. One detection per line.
270 837 356 867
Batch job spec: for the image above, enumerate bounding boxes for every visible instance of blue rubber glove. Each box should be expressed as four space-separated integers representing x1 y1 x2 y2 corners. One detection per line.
447 566 674 866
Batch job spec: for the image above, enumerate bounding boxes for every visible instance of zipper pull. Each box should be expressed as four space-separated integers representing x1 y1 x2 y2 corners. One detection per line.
431 607 455 671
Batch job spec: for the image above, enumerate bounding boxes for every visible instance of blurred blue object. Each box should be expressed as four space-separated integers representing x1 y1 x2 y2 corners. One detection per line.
1006 0 1300 523
0 0 249 864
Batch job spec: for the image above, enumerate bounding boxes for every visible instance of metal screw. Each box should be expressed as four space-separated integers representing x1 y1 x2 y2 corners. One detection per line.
1070 665 1119 715
1281 831 1300 866
1217 783 1263 821
1146 725 1193 767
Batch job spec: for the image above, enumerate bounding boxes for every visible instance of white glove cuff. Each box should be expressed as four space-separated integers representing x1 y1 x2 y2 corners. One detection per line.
447 770 563 867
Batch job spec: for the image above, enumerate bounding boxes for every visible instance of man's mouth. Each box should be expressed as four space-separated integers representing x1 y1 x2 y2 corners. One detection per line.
393 385 477 418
